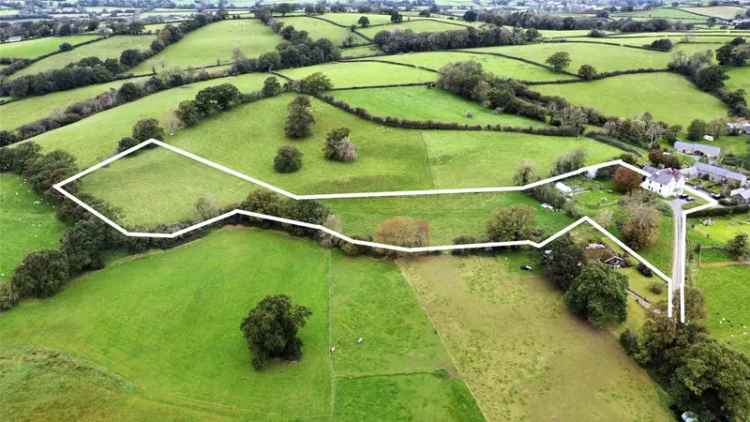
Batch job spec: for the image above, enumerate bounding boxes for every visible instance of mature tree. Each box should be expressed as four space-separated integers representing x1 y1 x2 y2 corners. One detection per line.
132 118 165 141
176 100 201 127
613 167 643 194
486 205 535 242
116 82 142 103
463 10 478 22
513 162 539 186
687 119 707 141
390 11 403 23
323 128 357 162
550 104 587 133
564 262 628 327
285 95 315 139
546 51 571 72
257 51 282 71
298 72 332 95
551 149 586 176
358 16 370 27
577 64 597 80
670 339 750 421
59 42 73 51
274 146 303 173
0 130 18 147
195 83 240 115
240 295 312 370
621 204 661 250
542 234 584 291
727 233 749 261
22 149 78 196
695 65 727 91
119 49 143 67
262 76 282 97
61 218 111 273
436 61 488 101
648 38 673 51
10 250 70 298
375 217 430 247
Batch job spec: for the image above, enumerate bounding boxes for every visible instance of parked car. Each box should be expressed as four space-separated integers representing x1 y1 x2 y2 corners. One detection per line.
520 265 533 271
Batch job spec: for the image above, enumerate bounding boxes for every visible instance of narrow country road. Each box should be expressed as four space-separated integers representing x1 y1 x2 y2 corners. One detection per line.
671 199 686 320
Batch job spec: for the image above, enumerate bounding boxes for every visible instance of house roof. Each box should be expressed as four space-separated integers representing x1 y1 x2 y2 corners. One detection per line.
643 165 659 175
674 141 721 157
648 168 683 185
694 163 748 183
731 188 750 200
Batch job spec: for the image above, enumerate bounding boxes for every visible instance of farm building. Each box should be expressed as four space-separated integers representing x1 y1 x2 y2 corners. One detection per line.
726 120 750 134
674 141 721 162
731 188 750 204
641 168 685 198
683 163 748 187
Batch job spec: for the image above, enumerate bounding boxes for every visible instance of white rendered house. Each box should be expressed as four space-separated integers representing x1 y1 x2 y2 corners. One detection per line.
641 168 685 198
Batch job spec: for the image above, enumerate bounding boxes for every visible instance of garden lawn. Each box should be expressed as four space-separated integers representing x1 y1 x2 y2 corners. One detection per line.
534 73 728 127
278 16 369 46
0 174 67 284
467 42 676 72
322 12 394 26
0 35 100 59
26 72 272 167
322 192 575 245
11 36 155 79
131 20 283 74
352 50 574 81
330 85 548 128
695 264 750 356
358 19 469 38
400 253 673 421
0 228 482 421
690 213 750 245
0 76 148 130
279 61 436 87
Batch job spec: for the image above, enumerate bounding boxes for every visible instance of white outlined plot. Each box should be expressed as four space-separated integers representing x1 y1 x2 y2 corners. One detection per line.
53 139 719 322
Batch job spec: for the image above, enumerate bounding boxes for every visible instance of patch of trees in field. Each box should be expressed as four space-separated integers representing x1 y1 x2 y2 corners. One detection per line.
372 26 539 54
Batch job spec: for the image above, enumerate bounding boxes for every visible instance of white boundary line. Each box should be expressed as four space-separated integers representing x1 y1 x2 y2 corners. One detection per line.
53 139 719 322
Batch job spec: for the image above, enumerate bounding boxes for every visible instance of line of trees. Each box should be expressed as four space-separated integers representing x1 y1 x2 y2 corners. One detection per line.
480 11 693 32
371 26 539 54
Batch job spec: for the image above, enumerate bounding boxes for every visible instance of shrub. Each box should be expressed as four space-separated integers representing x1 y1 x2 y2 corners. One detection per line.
117 136 139 153
176 100 201 127
323 128 357 162
546 51 571 72
565 262 629 328
10 250 70 298
0 130 18 147
262 76 282 97
284 95 315 139
298 72 332 95
59 42 73 51
274 146 303 173
487 205 535 242
132 118 165 141
0 283 19 312
375 217 430 248
619 329 642 356
636 262 653 277
649 282 665 295
577 64 597 81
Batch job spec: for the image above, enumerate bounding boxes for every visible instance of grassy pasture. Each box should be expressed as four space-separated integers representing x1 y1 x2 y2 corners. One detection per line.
330 85 548 128
279 16 369 46
612 7 708 21
322 12 394 26
0 35 100 59
695 264 750 356
358 19 468 38
27 72 271 167
279 61 436 87
0 175 67 284
11 35 155 79
467 42 679 72
690 213 750 245
340 44 381 58
0 228 481 420
131 20 282 74
538 29 595 38
682 6 746 20
534 72 728 127
322 191 575 245
77 94 623 228
352 50 576 81
0 76 148 130
725 66 750 100
400 254 673 421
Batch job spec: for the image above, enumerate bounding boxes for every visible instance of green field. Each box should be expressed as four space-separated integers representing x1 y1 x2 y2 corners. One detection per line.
538 29 595 38
725 66 750 101
358 19 468 38
690 213 750 245
279 61 436 87
612 7 708 21
0 228 482 420
131 20 283 74
330 85 548 128
695 264 750 356
467 42 677 73
0 76 148 130
26 72 272 167
0 35 101 60
682 5 746 20
535 72 728 127
0 174 67 284
340 45 381 58
11 35 155 79
322 12 394 26
352 51 576 81
401 254 673 421
322 191 575 245
74 94 622 228
278 16 369 46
